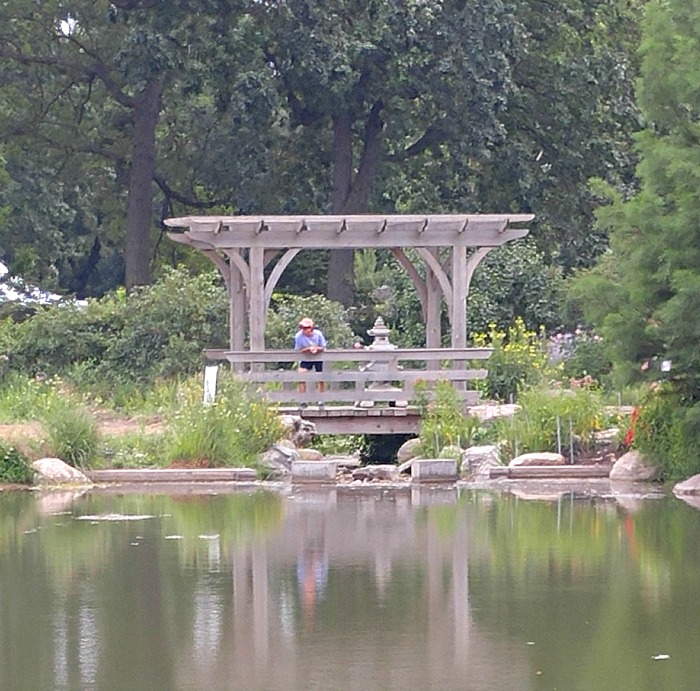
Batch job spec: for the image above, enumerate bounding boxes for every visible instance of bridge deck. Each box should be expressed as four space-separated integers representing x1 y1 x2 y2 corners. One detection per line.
279 405 423 434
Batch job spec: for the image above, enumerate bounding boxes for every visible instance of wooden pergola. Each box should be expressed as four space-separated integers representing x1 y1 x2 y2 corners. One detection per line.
164 213 534 350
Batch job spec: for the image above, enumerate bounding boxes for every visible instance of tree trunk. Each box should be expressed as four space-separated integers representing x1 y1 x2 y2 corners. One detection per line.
125 79 162 289
327 102 384 306
328 113 355 305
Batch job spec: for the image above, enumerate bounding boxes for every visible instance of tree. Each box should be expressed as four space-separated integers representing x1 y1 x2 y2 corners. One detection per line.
253 0 521 304
0 1 252 290
574 0 700 402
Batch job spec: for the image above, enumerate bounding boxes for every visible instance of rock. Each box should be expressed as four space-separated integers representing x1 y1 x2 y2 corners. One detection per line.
673 474 700 495
397 459 414 474
32 458 93 486
396 438 422 463
279 415 317 447
258 444 298 476
460 445 501 476
509 452 565 467
297 448 323 461
468 404 520 422
352 464 399 482
609 450 660 482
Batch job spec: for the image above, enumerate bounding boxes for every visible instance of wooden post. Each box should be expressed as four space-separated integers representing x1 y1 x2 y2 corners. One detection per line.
451 246 468 349
249 247 266 352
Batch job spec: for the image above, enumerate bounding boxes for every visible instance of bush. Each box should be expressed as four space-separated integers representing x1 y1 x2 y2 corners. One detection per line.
632 387 700 481
553 330 613 384
472 318 551 402
0 442 33 484
0 267 229 385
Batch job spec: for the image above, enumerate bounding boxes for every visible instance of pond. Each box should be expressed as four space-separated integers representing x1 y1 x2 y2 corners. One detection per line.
1 484 699 691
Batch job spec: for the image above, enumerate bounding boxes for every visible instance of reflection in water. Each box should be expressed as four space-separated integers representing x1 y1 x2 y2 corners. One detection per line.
0 487 699 690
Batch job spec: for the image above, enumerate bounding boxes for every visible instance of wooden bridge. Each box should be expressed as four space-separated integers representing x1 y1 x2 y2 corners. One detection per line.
205 346 492 434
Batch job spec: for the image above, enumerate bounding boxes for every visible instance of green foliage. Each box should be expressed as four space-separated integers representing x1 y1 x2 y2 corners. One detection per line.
472 318 550 402
554 331 613 384
265 293 355 350
417 381 484 456
1 267 228 384
493 384 608 460
165 378 283 468
41 400 101 469
467 241 565 333
0 442 33 485
632 388 700 481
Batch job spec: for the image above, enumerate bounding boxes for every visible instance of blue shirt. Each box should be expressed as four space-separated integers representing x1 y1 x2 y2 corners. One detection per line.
294 328 327 351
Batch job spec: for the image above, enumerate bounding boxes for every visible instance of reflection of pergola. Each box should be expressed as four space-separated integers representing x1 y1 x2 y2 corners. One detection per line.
164 214 533 349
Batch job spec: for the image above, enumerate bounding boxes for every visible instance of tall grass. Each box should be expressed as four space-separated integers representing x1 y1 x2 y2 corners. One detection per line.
41 399 101 469
493 383 607 460
165 377 283 468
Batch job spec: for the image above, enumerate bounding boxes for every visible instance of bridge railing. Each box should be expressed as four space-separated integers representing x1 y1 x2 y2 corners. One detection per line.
204 347 493 407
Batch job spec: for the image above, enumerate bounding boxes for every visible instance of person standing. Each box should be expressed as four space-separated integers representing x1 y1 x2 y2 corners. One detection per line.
294 317 327 397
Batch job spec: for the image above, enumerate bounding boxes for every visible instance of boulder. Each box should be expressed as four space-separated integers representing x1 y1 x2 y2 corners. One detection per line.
509 452 565 467
32 458 93 486
461 445 501 476
279 415 317 447
297 448 323 461
468 404 520 422
673 474 700 496
352 464 399 482
609 450 660 482
396 438 422 463
258 444 298 476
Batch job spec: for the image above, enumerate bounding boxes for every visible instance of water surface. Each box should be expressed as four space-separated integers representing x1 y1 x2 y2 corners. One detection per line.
0 485 698 691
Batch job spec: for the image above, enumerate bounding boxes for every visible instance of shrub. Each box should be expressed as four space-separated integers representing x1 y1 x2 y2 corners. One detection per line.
0 267 229 385
632 387 700 481
553 330 613 384
471 318 551 402
0 442 33 484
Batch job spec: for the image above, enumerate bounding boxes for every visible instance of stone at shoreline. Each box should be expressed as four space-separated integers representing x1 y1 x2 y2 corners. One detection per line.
32 458 94 487
673 474 700 496
461 445 502 477
259 445 298 476
396 438 422 463
298 448 323 461
352 464 399 482
279 415 316 447
509 452 565 467
609 450 660 482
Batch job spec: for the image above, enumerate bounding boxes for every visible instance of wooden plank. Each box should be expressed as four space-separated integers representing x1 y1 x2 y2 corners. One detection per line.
488 466 612 479
205 347 493 363
168 227 530 250
262 389 482 404
234 369 488 384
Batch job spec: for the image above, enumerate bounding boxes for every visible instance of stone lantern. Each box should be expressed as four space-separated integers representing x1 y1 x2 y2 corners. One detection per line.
357 316 407 408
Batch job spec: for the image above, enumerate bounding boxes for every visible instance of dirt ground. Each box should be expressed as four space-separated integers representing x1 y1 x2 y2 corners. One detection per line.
0 416 164 444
